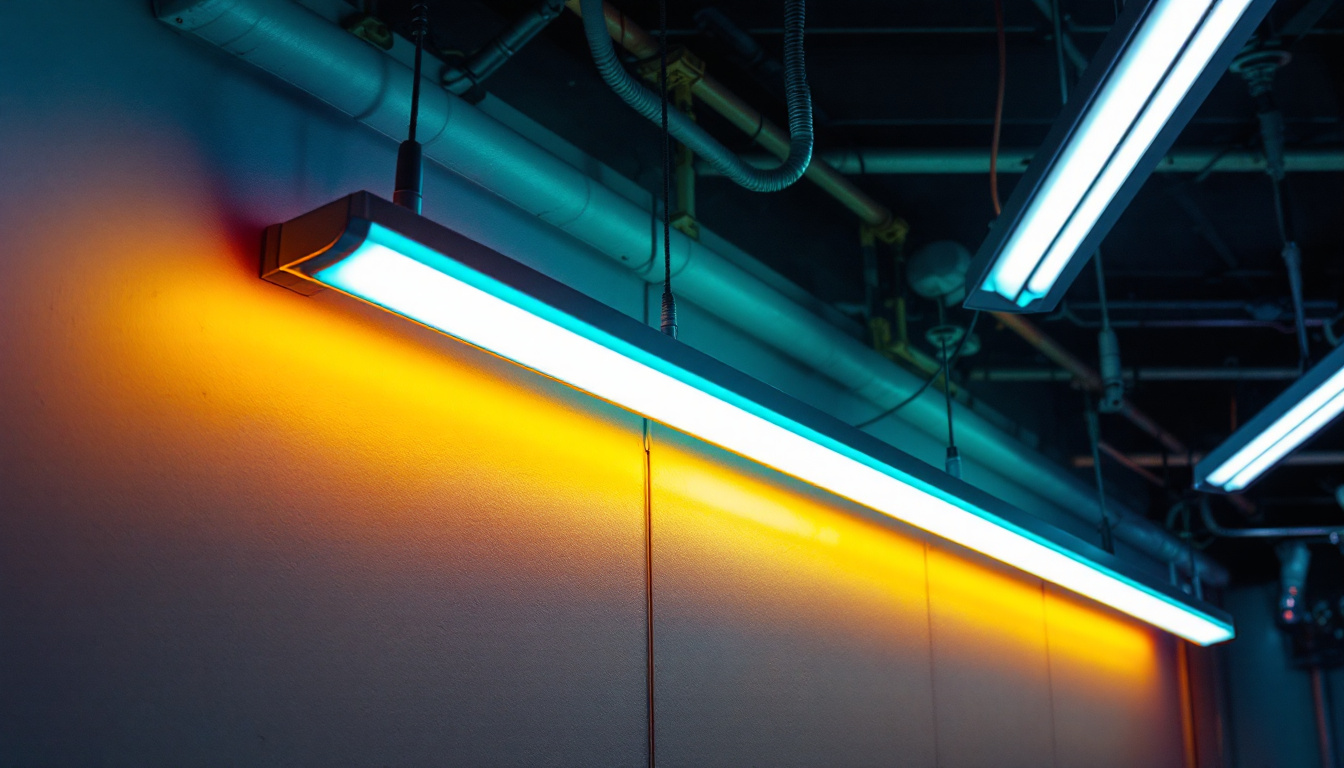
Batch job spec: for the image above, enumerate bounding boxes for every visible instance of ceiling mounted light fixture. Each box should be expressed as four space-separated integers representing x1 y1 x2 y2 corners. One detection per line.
963 0 1275 313
1197 345 1344 494
263 192 1233 645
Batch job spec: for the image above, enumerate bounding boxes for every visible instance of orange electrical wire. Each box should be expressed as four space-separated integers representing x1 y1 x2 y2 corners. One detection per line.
990 0 1007 216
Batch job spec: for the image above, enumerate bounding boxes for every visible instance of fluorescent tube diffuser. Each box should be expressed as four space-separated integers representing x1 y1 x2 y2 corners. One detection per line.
964 0 1275 313
1197 344 1344 493
264 192 1234 645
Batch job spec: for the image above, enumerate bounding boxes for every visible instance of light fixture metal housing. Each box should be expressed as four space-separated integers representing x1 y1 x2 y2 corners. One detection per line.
963 0 1276 313
1196 344 1344 494
264 192 1234 644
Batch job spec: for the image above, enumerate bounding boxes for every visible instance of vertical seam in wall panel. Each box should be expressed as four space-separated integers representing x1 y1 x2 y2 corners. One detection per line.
1042 583 1061 768
921 541 941 768
642 418 657 768
1177 641 1200 768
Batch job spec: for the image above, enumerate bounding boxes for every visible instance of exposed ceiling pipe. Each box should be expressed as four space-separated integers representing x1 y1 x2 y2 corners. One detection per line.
1075 451 1344 469
668 24 1344 37
578 0 814 192
997 311 1256 516
442 0 567 98
696 147 1344 175
565 0 900 231
1201 499 1344 538
992 313 1183 455
154 0 1227 586
1098 441 1165 488
1028 0 1089 73
575 0 1217 505
972 366 1302 382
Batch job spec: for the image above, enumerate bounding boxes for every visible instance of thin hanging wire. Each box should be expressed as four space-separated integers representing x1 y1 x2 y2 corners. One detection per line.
941 336 956 449
1271 175 1290 243
393 1 430 212
657 0 677 339
1085 394 1115 554
1050 0 1069 104
408 1 427 142
856 310 981 429
1094 248 1111 332
990 0 1006 215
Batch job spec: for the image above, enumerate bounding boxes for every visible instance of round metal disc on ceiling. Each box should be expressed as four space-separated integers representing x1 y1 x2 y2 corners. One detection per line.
907 240 971 304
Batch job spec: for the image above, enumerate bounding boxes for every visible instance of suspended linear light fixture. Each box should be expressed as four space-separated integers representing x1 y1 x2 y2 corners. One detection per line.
1197 345 1344 494
262 192 1233 645
963 0 1276 313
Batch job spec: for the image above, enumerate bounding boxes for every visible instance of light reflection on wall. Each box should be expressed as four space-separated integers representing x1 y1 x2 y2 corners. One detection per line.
4 138 1185 763
1 138 655 761
1046 584 1181 768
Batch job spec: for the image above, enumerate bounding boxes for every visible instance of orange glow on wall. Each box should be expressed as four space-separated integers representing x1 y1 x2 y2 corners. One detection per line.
1045 582 1162 679
650 425 932 640
3 136 1190 763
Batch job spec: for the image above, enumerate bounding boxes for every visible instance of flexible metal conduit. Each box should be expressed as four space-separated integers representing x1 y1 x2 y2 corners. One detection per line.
566 0 894 227
579 0 813 192
154 0 1226 585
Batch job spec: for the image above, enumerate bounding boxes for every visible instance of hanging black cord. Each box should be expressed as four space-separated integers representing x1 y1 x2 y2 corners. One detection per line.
856 310 981 429
1271 174 1290 244
394 1 429 213
1084 394 1115 554
657 0 677 338
1273 177 1309 369
941 333 963 479
942 337 956 448
409 3 425 142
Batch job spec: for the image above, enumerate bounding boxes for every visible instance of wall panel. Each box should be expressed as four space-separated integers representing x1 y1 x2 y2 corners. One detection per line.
0 112 650 768
1045 585 1185 768
926 541 1057 767
0 2 1214 765
649 427 938 767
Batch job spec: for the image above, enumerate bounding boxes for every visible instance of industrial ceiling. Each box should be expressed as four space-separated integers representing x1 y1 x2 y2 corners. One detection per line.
376 0 1344 584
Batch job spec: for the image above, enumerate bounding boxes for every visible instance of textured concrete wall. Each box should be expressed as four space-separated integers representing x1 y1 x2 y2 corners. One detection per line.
1 2 1194 765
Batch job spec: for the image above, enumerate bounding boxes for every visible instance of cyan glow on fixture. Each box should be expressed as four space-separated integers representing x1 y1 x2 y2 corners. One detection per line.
1197 345 1344 494
964 0 1275 313
264 192 1234 645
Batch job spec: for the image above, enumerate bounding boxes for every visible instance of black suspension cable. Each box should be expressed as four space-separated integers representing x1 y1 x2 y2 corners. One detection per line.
657 0 677 338
1050 0 1068 104
941 333 962 479
1085 394 1115 553
1271 174 1289 244
942 337 956 448
409 3 425 142
856 310 981 429
394 1 429 213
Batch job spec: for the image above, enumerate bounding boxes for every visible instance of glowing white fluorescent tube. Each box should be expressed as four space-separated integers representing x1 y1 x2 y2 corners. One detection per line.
965 0 1274 313
1025 0 1255 299
1198 348 1344 493
265 193 1234 645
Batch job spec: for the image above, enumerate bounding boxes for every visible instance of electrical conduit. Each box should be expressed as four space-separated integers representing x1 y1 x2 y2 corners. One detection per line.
578 0 813 192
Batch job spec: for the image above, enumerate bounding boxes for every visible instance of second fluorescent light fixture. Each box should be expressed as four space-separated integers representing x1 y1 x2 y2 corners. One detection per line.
263 192 1233 645
964 0 1275 313
1197 345 1344 493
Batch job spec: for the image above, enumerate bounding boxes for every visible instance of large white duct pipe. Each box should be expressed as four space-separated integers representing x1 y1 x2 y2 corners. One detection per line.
154 0 1226 585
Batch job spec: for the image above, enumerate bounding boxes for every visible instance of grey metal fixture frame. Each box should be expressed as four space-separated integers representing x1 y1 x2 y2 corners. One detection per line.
263 191 1233 633
1195 343 1344 493
963 0 1278 314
